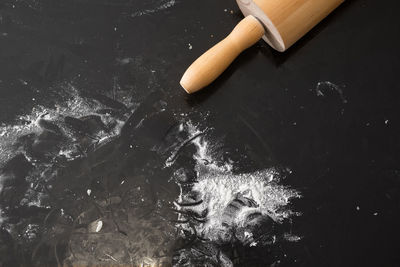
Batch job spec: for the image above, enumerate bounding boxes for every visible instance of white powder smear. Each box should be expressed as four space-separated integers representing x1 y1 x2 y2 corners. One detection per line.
0 84 134 223
171 122 301 245
189 169 299 241
314 81 347 104
131 0 176 17
0 84 132 166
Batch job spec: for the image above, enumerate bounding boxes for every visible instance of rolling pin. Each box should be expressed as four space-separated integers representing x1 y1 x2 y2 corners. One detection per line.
180 0 344 94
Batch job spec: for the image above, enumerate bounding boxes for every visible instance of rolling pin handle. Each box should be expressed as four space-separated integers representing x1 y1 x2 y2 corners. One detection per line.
180 15 265 94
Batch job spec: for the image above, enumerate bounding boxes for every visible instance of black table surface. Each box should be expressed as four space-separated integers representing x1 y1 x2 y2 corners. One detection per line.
1 0 400 266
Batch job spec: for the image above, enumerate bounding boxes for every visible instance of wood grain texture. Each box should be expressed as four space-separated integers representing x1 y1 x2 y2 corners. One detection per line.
238 0 344 51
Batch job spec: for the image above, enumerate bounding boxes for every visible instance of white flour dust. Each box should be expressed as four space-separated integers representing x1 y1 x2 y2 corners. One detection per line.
314 81 347 104
189 169 299 239
0 84 131 165
0 84 134 223
131 0 176 17
171 122 301 246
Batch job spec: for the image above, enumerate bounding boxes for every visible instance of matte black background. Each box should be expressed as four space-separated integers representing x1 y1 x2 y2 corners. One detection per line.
1 0 400 266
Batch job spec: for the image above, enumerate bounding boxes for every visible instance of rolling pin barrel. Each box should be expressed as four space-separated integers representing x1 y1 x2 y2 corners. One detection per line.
237 0 344 51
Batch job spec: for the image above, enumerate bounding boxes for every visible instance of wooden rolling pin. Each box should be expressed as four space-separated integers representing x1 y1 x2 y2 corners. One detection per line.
180 0 344 94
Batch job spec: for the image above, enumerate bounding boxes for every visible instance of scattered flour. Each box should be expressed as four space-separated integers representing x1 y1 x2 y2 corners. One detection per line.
170 122 301 245
314 81 347 104
189 169 299 238
131 0 177 17
0 84 133 224
0 84 131 166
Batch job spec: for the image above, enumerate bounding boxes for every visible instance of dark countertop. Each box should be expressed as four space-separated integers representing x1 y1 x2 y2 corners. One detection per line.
1 0 400 266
